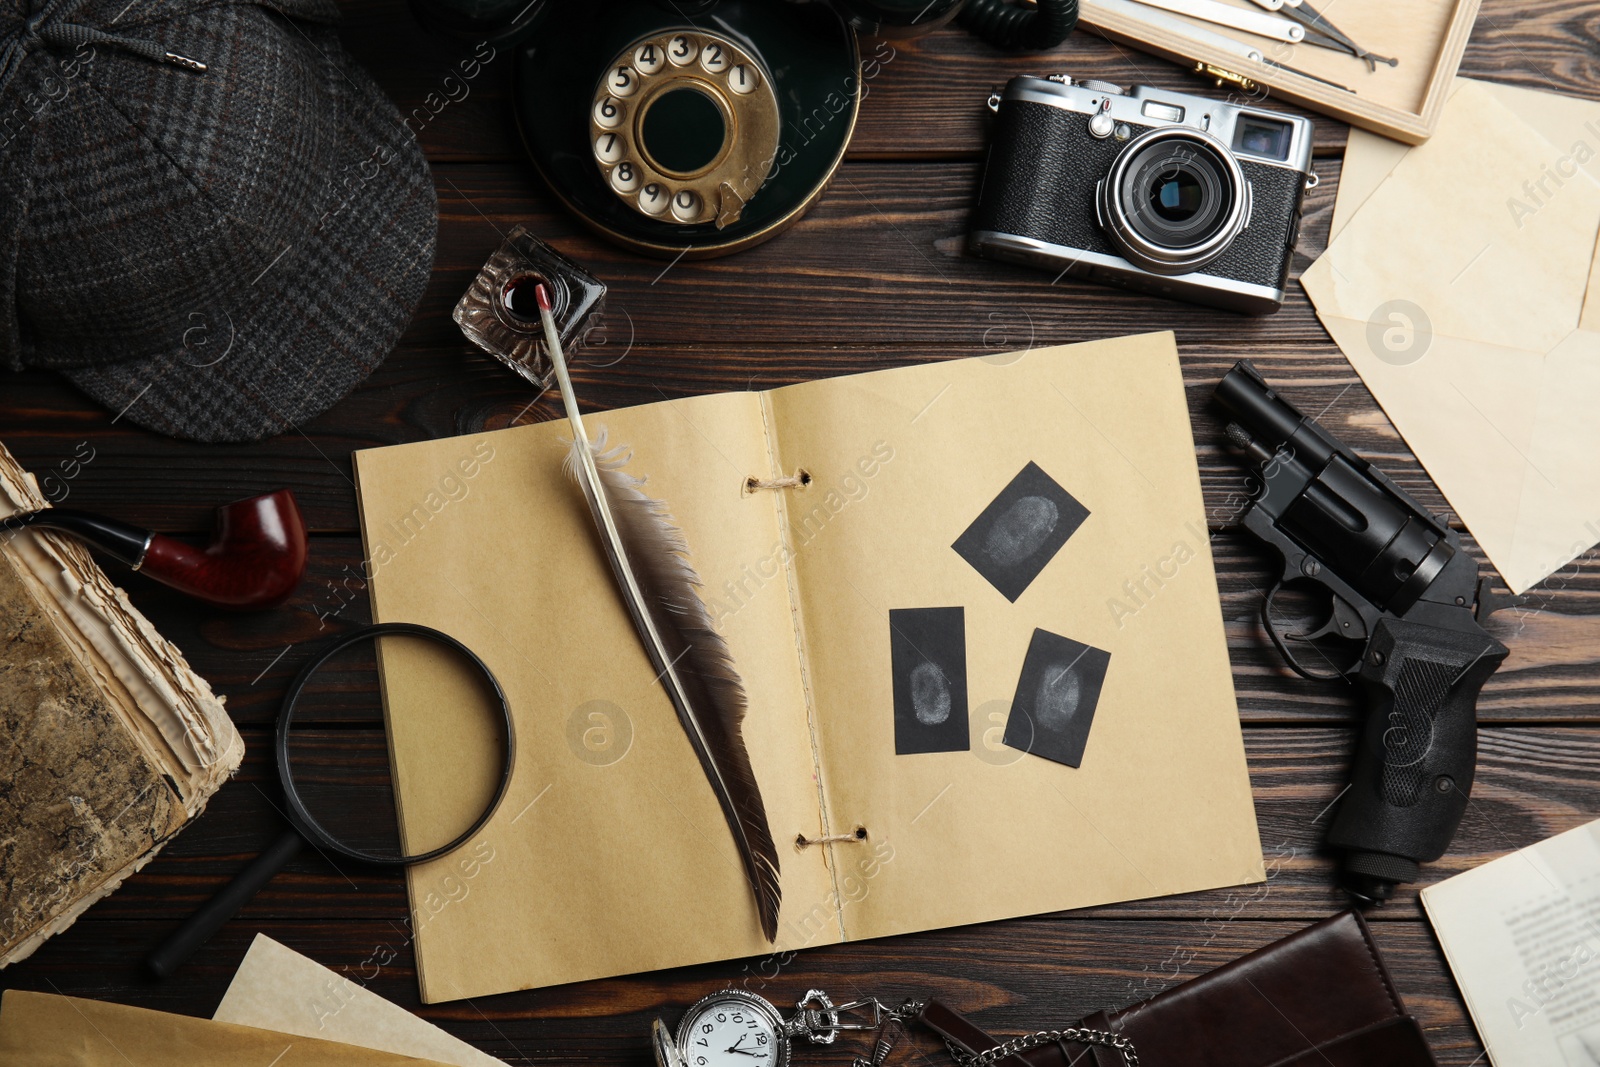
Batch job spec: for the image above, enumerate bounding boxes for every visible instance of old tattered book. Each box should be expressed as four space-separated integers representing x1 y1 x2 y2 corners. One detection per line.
0 442 242 966
353 332 1263 1001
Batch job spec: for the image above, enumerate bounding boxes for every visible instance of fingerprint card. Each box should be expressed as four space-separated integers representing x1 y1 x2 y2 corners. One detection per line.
1003 629 1111 768
888 607 970 755
953 462 1089 602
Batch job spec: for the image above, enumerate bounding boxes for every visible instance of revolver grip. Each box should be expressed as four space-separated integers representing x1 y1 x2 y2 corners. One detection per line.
1328 616 1507 895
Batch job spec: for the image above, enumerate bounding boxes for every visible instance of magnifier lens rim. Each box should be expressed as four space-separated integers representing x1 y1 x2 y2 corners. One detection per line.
275 622 516 868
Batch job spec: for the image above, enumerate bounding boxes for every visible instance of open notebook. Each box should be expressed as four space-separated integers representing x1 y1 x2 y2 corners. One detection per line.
353 331 1262 1002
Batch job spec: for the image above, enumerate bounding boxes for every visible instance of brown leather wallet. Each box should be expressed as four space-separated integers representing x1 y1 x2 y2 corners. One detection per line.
917 911 1437 1067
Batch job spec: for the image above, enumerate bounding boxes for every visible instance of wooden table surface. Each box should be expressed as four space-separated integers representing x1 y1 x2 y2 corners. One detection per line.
5 2 1600 1063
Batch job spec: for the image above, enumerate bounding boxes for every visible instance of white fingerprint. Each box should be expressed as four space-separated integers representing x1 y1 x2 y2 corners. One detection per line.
1035 663 1080 730
984 495 1060 567
910 661 951 725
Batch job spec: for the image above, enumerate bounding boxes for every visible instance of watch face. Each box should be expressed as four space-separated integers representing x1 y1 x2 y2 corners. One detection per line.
675 991 786 1067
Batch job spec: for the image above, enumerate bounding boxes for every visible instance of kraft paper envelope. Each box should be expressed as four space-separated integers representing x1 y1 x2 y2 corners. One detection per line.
353 331 1263 1002
0 989 455 1066
1302 78 1600 594
215 935 504 1067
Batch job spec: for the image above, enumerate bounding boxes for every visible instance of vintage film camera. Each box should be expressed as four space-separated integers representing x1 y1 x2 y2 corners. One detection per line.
969 75 1316 314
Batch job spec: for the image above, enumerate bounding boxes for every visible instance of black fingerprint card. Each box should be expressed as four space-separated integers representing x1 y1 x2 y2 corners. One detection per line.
888 607 970 755
1003 629 1111 767
953 462 1089 602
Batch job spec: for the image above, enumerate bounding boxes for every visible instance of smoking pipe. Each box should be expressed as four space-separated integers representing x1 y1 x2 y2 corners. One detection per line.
0 490 308 609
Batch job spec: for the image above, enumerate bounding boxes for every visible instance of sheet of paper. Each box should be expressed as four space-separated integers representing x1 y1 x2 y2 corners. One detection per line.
214 934 504 1066
353 333 1262 1001
1420 819 1600 1066
1302 78 1600 594
0 990 454 1067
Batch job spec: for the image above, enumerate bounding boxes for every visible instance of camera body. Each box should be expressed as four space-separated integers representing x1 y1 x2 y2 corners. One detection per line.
970 75 1315 314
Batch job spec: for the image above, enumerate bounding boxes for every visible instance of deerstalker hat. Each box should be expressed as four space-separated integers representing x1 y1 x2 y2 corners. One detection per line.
0 0 437 441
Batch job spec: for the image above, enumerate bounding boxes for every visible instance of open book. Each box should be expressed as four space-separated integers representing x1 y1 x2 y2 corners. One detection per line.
353 331 1262 1002
1420 818 1600 1066
0 443 242 967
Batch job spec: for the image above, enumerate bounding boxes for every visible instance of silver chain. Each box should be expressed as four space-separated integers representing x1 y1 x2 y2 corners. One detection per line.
943 1027 1139 1067
786 992 1138 1067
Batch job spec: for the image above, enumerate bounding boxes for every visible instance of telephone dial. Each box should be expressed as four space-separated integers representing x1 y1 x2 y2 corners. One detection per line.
415 0 1078 258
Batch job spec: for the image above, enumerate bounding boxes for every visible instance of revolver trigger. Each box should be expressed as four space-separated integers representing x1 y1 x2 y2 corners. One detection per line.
1261 579 1358 681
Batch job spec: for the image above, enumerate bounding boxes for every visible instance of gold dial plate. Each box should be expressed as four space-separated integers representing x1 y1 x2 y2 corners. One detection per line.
589 31 781 228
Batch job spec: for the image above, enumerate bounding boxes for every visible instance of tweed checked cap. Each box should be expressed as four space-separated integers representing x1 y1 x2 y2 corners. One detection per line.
0 0 437 442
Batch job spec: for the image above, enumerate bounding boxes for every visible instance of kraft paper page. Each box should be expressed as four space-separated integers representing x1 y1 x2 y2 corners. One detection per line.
764 333 1262 941
0 990 455 1067
354 390 835 1002
215 934 505 1066
353 334 1263 1000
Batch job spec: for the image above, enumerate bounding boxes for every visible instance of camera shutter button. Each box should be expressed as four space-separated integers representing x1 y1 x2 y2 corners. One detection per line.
1088 99 1115 139
1080 80 1125 94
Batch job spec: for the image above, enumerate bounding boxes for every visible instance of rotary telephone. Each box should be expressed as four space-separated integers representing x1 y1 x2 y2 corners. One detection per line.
499 0 1079 258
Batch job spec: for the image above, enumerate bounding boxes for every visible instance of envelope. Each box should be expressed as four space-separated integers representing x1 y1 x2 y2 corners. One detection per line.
1302 78 1600 594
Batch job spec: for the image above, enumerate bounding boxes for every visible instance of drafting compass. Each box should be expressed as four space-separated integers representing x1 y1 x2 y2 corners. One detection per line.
1122 0 1397 71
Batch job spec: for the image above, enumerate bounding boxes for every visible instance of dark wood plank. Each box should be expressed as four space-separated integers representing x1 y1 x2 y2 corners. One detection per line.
336 0 1600 167
6 156 1342 529
333 2 1349 165
112 529 1600 728
57 724 1600 928
5 2 1599 1063
0 916 1489 1065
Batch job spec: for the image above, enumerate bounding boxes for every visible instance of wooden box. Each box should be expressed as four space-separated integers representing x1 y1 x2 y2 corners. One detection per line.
1080 0 1481 142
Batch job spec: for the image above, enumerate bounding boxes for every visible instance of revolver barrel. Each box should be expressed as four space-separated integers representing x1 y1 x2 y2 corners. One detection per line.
1216 362 1452 615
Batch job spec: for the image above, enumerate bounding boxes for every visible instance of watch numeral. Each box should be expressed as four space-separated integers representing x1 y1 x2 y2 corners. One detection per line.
703 1024 713 1034
758 1035 768 1045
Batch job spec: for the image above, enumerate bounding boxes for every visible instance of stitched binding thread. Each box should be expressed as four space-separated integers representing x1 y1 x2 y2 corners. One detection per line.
796 826 868 849
746 469 811 492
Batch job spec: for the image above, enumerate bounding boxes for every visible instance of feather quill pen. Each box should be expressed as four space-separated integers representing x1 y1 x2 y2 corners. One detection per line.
533 285 781 941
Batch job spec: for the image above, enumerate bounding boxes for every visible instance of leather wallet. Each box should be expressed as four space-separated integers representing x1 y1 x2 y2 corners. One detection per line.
917 911 1437 1067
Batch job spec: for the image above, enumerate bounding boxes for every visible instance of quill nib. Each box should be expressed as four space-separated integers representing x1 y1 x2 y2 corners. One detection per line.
533 285 782 941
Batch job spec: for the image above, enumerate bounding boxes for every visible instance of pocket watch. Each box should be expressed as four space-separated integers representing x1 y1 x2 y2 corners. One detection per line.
651 990 1140 1067
652 990 912 1067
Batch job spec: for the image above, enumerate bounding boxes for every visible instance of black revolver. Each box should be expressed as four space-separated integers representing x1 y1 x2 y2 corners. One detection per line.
1214 361 1508 905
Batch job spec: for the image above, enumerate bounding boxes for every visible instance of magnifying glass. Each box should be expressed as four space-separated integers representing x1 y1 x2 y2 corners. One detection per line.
146 622 515 977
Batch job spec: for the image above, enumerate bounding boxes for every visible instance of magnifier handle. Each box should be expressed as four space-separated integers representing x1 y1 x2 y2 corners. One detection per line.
146 828 304 978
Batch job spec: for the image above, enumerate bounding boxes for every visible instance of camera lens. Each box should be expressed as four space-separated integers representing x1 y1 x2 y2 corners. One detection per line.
1149 168 1202 221
1098 127 1249 276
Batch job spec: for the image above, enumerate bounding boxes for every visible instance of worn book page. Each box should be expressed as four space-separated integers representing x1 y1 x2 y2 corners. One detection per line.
1421 819 1600 1067
764 333 1264 941
353 391 834 1002
0 441 241 968
0 549 184 960
0 990 455 1067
